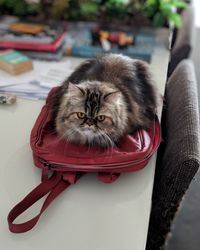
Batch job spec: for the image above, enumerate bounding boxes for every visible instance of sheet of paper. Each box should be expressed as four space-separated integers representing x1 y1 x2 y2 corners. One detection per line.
0 60 73 99
0 60 72 87
0 81 47 93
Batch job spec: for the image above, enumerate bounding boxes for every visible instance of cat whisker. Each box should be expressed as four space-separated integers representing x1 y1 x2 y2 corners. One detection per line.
98 133 114 156
62 128 77 142
86 138 92 153
104 133 117 158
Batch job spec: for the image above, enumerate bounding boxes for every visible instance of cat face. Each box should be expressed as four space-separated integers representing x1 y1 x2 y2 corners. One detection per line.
55 81 128 147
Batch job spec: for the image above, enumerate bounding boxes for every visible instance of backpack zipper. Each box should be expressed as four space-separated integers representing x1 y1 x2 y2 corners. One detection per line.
40 154 152 171
39 129 155 171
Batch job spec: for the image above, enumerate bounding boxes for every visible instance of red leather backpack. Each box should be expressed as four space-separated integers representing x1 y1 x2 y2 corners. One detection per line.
7 87 160 233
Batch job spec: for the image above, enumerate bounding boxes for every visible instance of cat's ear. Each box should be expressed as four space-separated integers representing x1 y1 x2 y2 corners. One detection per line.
104 91 120 102
68 82 84 95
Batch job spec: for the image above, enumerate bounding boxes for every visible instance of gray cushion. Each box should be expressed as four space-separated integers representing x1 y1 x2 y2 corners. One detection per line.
146 59 200 250
165 170 200 250
168 6 195 77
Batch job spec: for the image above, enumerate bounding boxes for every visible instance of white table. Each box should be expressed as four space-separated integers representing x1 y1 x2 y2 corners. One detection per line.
0 29 170 250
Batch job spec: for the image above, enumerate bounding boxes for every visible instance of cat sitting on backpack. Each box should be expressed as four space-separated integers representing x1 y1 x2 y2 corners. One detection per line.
53 54 158 148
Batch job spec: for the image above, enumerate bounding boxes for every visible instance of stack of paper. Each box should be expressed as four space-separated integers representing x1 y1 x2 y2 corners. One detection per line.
0 60 73 100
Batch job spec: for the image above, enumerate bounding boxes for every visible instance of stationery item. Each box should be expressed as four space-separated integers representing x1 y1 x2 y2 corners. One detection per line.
0 34 65 52
7 86 161 233
10 22 44 34
64 22 155 62
0 18 66 52
100 38 111 52
0 60 72 99
0 81 50 100
38 67 73 88
0 50 33 75
0 92 16 104
95 29 135 46
0 33 54 44
23 44 65 61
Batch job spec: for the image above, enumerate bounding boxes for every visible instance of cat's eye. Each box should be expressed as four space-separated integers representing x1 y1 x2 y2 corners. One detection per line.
77 112 85 119
96 115 106 122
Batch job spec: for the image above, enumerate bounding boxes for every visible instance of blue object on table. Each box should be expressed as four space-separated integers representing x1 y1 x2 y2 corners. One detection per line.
71 32 155 62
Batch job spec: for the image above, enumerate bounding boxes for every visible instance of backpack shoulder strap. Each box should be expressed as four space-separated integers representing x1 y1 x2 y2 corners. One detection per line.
7 172 82 233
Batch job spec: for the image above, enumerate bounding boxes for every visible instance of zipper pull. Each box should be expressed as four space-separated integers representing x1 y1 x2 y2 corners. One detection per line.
43 160 53 170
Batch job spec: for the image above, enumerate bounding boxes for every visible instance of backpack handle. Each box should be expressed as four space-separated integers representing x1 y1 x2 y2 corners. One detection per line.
7 172 81 233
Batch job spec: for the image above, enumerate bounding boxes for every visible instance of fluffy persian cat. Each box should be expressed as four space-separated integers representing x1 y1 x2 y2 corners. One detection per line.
53 54 158 148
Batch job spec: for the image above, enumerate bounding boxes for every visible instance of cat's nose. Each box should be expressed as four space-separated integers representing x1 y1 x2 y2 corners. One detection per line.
86 118 94 126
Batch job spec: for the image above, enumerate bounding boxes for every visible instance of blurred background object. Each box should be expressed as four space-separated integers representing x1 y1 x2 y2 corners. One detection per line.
0 0 188 28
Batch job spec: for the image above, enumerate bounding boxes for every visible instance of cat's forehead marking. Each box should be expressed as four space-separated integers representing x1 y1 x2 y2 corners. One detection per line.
85 89 102 117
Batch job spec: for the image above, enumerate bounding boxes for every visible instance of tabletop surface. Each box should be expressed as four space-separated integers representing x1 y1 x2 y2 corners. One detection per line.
0 29 170 250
